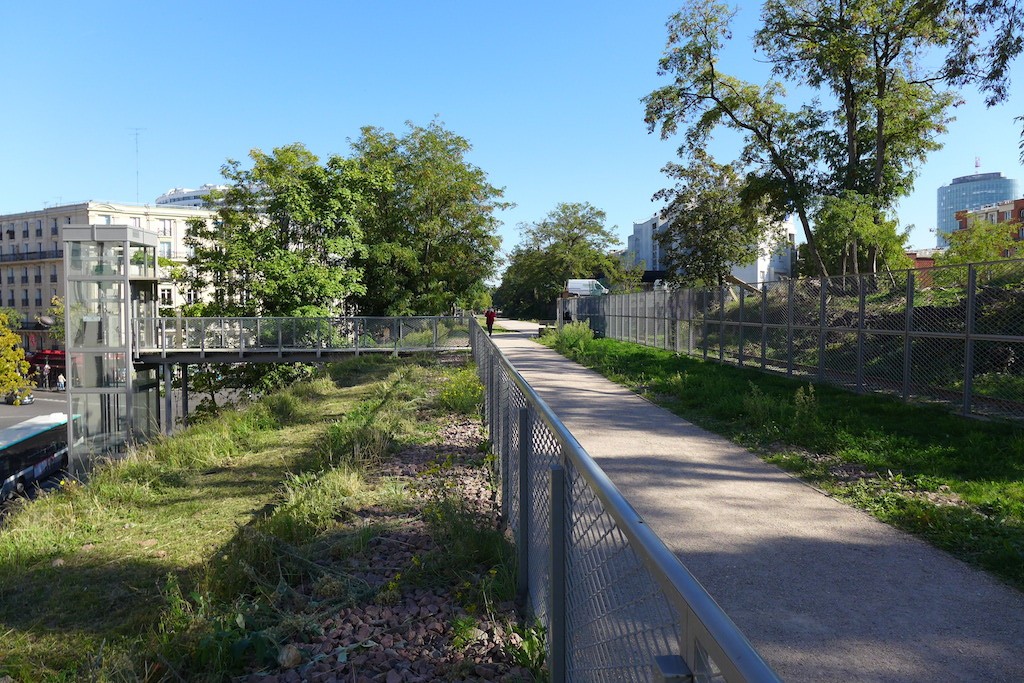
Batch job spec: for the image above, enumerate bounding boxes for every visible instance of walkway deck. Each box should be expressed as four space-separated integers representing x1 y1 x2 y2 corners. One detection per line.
491 319 1024 682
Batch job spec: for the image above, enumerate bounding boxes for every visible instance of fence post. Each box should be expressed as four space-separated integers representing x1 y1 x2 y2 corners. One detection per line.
702 289 709 361
687 289 694 356
856 275 866 393
517 407 531 602
433 316 439 350
818 276 828 382
787 278 795 376
718 285 725 363
549 463 567 683
902 271 915 401
738 286 746 367
163 363 173 436
488 353 498 446
963 265 977 415
760 282 767 369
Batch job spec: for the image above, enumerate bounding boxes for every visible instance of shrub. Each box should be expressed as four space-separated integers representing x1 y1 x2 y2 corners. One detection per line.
437 368 483 414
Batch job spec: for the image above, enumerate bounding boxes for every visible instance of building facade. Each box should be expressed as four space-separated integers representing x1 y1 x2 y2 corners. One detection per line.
936 172 1019 248
155 184 225 208
623 214 797 285
954 198 1024 256
0 201 215 350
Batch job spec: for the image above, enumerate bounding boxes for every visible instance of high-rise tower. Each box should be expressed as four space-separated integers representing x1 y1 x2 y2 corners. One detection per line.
936 172 1018 247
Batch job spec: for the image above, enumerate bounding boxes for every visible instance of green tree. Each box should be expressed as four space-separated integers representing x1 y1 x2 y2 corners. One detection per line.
494 202 622 319
42 296 63 344
181 143 368 318
937 219 1019 265
812 191 910 277
644 0 832 277
655 151 776 287
0 312 30 403
350 121 509 316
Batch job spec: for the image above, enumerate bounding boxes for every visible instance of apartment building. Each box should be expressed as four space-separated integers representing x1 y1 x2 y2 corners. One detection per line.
0 201 215 350
954 197 1024 256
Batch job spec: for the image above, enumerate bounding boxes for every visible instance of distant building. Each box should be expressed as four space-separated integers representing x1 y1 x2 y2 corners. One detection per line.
623 214 796 285
954 198 1024 257
936 172 1018 248
0 201 216 350
155 184 226 208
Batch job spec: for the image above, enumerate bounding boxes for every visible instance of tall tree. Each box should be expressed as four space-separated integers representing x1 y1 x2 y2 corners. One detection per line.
181 143 369 318
494 202 623 319
644 0 832 277
350 121 509 316
655 151 777 286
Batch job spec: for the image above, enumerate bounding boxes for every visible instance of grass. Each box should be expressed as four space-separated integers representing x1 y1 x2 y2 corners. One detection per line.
543 328 1024 591
0 354 523 682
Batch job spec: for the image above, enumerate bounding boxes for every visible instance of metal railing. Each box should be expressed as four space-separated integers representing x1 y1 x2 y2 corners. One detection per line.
566 258 1024 420
471 318 778 683
134 315 472 358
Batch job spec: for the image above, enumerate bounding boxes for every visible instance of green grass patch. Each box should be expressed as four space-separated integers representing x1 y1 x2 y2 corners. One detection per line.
542 330 1024 590
0 354 509 682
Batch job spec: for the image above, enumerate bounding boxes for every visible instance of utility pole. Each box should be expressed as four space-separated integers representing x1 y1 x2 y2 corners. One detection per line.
129 127 146 203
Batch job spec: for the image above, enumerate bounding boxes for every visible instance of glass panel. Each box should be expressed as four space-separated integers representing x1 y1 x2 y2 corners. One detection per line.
70 393 128 456
67 241 127 277
70 352 127 389
66 281 125 348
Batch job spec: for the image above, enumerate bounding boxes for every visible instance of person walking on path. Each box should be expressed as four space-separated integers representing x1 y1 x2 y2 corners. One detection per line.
56 373 66 391
485 308 497 336
42 362 51 390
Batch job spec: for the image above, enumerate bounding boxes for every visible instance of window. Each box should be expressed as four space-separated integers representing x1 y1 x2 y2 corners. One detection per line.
130 217 141 228
159 288 173 306
159 219 174 237
158 241 172 258
22 221 28 238
187 290 199 304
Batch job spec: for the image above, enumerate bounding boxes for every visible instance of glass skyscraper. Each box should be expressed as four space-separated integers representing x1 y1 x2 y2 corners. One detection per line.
936 172 1019 247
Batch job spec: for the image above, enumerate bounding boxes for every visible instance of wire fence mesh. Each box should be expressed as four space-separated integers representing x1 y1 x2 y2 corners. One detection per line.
472 320 778 683
566 259 1024 420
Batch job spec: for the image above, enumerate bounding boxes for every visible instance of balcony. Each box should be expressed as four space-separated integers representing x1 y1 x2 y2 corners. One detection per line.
0 249 64 263
20 276 28 284
50 274 57 282
33 275 41 283
20 299 28 307
50 226 59 235
34 299 42 307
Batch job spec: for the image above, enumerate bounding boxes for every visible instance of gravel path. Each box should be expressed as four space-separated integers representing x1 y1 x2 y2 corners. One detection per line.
237 418 537 683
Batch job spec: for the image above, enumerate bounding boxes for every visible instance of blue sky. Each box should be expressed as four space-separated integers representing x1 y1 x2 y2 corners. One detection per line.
2 1 1022 265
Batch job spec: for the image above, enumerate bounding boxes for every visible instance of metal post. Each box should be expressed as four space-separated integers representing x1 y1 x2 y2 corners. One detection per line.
963 265 977 415
818 276 828 382
738 286 745 367
488 353 498 445
856 275 866 393
354 319 361 357
549 463 567 683
163 363 173 435
517 407 531 602
392 318 399 357
902 272 915 401
181 364 189 425
787 278 795 376
760 282 768 369
433 316 439 350
718 286 725 363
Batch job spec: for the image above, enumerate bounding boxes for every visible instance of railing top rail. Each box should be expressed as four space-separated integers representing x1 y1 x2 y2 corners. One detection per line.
473 318 779 681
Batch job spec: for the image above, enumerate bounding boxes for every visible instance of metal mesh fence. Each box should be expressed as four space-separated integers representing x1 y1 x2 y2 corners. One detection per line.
564 259 1024 420
471 321 778 682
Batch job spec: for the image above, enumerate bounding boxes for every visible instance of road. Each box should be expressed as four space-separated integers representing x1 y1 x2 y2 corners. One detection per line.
0 389 68 430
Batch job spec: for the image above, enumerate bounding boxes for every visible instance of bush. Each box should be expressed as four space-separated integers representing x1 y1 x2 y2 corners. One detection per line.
554 321 594 357
437 369 483 414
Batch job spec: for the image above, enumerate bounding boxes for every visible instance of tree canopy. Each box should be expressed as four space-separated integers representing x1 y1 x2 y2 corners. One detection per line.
494 202 623 319
0 312 30 403
655 151 776 286
937 219 1020 266
181 143 370 318
645 0 1021 278
350 121 508 316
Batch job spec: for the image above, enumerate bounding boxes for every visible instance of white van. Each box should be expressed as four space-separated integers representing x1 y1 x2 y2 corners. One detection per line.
565 279 609 296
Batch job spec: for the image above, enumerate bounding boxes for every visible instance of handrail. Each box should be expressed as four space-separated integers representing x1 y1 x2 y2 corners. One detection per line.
471 318 778 682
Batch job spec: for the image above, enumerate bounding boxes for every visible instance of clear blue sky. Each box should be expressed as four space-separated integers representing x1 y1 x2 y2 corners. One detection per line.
2 1 1022 264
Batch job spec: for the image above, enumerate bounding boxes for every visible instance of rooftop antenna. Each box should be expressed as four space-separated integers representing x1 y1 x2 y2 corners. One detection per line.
975 156 981 174
129 127 146 203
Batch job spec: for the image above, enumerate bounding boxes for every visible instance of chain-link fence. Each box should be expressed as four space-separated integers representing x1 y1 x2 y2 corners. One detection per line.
471 319 778 683
565 259 1024 420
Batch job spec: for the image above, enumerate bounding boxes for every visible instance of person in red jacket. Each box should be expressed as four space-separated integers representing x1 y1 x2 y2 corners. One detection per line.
485 308 497 336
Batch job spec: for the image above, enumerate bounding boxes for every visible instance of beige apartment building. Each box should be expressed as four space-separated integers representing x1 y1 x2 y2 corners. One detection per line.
0 201 215 351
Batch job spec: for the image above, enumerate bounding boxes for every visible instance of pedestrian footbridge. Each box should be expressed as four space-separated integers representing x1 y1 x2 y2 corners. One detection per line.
133 315 472 364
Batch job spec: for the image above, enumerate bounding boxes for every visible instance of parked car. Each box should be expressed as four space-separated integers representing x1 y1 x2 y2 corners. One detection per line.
4 391 34 405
